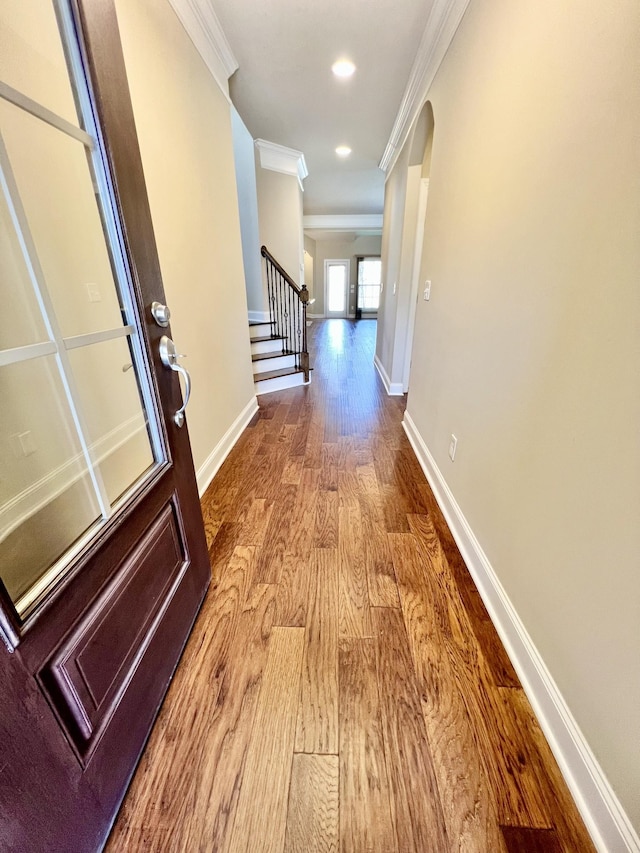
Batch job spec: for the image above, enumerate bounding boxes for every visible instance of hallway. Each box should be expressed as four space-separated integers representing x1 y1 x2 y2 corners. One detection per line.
107 320 594 852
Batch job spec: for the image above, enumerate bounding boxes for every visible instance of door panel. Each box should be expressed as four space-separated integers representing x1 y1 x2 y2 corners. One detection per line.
40 502 186 762
0 1 211 849
325 259 350 318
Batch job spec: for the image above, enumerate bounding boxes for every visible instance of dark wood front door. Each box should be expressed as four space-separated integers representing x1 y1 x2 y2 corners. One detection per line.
0 2 210 849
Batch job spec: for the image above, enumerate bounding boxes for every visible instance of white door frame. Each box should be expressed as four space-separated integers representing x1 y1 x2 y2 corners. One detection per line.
324 259 350 318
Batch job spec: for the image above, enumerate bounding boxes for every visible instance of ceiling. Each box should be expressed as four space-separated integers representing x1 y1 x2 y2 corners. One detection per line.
210 0 437 218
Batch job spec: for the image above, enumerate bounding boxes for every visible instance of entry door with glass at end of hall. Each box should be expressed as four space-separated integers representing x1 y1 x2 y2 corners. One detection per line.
0 1 210 850
325 259 350 318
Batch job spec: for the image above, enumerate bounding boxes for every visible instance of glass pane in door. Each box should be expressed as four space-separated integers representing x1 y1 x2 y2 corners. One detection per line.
0 355 101 604
328 264 346 313
0 0 79 124
0 3 164 616
67 337 155 506
0 100 127 339
0 181 50 349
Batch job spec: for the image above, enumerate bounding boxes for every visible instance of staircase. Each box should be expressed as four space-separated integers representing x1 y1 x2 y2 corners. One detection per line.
249 320 308 394
249 246 311 395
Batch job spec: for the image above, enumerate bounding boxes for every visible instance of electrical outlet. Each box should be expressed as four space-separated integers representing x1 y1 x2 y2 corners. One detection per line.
10 431 37 458
86 282 101 303
448 434 457 461
423 280 431 301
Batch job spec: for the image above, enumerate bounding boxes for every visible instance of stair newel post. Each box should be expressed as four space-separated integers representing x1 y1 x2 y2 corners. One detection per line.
300 284 309 381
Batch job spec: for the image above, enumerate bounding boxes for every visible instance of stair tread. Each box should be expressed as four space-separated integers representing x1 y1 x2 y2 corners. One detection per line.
250 334 286 343
252 350 295 362
255 366 304 382
248 321 271 327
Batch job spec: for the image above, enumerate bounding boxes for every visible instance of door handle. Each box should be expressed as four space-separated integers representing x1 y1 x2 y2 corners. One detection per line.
159 335 191 427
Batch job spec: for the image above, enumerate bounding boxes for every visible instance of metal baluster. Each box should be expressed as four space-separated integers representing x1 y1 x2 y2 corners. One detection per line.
266 261 273 336
289 284 293 364
279 272 284 351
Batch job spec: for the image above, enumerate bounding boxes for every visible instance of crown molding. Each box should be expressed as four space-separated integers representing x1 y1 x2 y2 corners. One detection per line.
303 214 383 232
255 139 308 191
167 0 239 99
379 0 471 175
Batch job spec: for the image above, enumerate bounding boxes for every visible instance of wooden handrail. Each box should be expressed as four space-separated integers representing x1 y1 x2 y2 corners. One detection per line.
260 245 308 302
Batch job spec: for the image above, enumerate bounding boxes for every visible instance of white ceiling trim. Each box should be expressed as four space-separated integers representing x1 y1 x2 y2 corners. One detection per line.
304 214 383 231
166 0 239 99
255 139 309 191
379 0 472 175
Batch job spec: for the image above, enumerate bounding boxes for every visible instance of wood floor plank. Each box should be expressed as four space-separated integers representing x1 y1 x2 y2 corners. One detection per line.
339 638 396 853
227 626 305 853
239 497 274 547
314 489 339 548
282 455 304 485
286 469 319 559
448 636 554 828
273 551 310 628
360 491 400 608
390 532 506 853
254 483 298 583
209 521 242 581
373 606 450 852
500 826 563 853
295 549 338 754
407 512 520 687
284 754 339 853
404 516 553 830
107 577 275 853
507 689 597 852
338 502 372 639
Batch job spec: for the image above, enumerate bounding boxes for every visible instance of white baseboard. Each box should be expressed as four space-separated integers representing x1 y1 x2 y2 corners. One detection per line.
402 411 640 853
373 354 404 396
307 313 325 319
248 310 270 323
196 396 258 497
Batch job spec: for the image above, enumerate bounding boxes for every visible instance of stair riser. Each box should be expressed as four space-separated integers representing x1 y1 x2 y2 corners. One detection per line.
255 371 307 395
252 354 297 375
251 338 288 355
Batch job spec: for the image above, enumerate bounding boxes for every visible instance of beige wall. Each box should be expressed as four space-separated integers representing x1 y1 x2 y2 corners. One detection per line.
116 0 256 483
256 164 304 298
303 234 315 296
231 108 263 315
383 0 640 831
377 146 409 372
312 235 382 317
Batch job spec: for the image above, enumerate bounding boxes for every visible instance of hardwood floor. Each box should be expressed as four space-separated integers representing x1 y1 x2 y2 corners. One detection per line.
107 320 595 853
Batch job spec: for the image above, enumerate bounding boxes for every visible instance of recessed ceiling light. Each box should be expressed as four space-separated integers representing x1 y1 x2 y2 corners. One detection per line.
335 146 352 157
332 59 356 78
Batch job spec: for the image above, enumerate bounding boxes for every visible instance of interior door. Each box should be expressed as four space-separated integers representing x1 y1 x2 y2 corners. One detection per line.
0 2 210 850
325 259 350 318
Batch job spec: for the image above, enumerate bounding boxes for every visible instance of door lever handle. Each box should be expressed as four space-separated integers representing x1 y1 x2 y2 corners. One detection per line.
159 335 191 427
